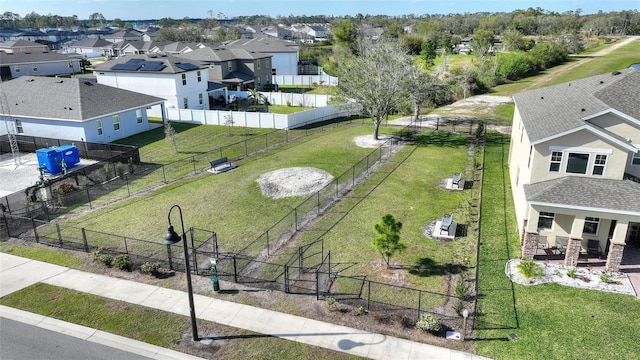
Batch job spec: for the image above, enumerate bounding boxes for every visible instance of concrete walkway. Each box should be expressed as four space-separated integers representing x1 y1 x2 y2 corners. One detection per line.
0 253 490 360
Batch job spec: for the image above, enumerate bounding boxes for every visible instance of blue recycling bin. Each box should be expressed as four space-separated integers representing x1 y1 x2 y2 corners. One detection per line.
36 147 62 174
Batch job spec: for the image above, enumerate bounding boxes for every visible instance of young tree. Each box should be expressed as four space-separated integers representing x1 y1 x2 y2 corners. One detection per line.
421 39 437 67
224 112 234 136
164 122 178 153
404 66 450 122
373 214 405 268
335 38 413 140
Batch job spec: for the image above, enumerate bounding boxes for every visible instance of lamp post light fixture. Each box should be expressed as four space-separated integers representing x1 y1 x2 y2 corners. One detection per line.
164 204 199 341
462 309 469 341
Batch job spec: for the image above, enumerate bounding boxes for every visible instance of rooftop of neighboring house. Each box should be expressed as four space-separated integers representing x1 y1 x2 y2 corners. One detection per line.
0 51 80 65
513 68 640 143
68 38 113 48
114 40 172 52
223 37 298 53
524 176 640 214
0 39 47 49
92 53 207 74
0 76 164 121
177 45 271 63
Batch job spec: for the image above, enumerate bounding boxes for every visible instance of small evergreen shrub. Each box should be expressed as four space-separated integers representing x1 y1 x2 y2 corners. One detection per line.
112 254 131 271
97 254 114 267
599 273 611 283
516 258 544 280
139 261 160 275
354 306 367 316
567 267 577 279
415 313 441 333
453 300 465 316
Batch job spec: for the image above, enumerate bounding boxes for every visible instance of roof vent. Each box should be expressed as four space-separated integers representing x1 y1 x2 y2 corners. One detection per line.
26 78 34 82
599 80 604 84
581 108 586 112
540 96 544 99
612 71 621 75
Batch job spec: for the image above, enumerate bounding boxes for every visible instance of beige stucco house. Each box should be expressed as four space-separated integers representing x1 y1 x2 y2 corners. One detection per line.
508 68 640 272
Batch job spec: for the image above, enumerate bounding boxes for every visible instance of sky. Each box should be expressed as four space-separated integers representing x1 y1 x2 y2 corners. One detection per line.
2 0 639 20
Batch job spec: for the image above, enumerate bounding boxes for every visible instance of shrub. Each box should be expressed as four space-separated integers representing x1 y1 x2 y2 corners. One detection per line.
103 163 113 181
139 261 160 275
354 306 367 316
453 300 465 316
112 254 131 271
415 313 441 333
116 163 125 178
567 267 577 279
56 183 78 195
516 258 544 280
128 157 135 174
455 278 466 299
97 254 113 267
599 273 611 283
325 297 335 306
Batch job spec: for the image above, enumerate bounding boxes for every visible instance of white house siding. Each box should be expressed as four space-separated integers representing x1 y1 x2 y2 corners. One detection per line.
10 61 81 78
3 117 86 141
95 70 209 112
508 106 533 233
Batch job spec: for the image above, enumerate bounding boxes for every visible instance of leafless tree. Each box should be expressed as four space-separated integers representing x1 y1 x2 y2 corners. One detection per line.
335 38 413 140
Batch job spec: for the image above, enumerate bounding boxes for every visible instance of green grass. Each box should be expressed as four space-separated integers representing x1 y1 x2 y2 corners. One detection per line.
57 126 382 251
0 243 86 268
474 133 640 360
0 284 359 360
268 104 314 114
491 38 640 96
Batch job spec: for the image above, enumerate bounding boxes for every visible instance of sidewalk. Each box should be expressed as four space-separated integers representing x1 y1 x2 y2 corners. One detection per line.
0 253 490 360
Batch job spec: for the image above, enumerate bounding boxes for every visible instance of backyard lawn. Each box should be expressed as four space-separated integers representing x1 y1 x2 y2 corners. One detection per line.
474 133 640 360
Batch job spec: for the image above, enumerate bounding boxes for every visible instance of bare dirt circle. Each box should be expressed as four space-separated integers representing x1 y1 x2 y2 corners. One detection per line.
257 167 334 199
353 134 392 148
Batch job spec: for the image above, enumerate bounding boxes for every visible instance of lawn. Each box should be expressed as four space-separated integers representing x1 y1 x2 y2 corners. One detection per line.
0 283 359 360
57 126 385 252
473 133 640 360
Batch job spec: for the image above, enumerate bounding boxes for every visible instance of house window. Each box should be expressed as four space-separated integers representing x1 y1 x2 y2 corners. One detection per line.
15 119 24 133
32 64 38 72
136 109 143 124
113 115 120 131
197 70 201 82
97 119 103 136
632 151 640 165
15 66 20 73
198 93 203 105
549 151 562 172
183 97 188 109
538 212 554 230
566 152 589 174
592 154 607 176
583 217 600 235
181 74 187 86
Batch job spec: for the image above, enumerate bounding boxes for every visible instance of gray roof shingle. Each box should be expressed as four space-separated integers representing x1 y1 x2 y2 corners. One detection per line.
0 51 79 65
92 53 207 74
523 176 640 214
513 68 640 143
1 76 164 121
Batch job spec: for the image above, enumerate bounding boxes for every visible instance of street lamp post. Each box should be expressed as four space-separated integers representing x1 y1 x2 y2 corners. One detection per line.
164 204 199 341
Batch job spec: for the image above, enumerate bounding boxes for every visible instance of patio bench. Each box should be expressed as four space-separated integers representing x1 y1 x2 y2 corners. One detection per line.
452 173 462 187
208 157 237 174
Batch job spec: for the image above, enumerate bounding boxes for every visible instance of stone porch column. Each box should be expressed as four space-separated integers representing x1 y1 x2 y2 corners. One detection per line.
522 232 538 259
605 242 625 273
563 237 582 267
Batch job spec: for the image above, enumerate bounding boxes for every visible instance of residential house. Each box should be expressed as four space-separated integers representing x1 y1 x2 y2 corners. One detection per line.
0 51 82 80
509 68 640 272
93 53 210 112
223 37 299 75
103 29 144 43
0 39 48 54
176 46 272 91
262 26 291 40
66 38 114 57
0 76 165 142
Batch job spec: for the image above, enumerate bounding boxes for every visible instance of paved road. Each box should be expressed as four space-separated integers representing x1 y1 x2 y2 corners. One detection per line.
0 317 154 360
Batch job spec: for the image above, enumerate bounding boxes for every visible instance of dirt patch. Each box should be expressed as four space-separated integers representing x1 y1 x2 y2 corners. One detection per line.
353 134 393 148
257 167 333 199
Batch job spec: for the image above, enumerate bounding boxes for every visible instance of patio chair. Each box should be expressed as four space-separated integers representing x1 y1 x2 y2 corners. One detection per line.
587 239 603 258
537 235 548 250
555 236 569 254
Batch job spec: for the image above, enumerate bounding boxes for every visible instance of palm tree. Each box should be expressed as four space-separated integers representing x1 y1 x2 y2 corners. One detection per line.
247 88 268 112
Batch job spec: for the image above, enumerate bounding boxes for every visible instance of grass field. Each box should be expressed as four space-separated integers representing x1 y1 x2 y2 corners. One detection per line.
473 133 640 360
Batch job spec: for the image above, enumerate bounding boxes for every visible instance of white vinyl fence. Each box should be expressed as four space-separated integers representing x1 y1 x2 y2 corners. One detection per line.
166 104 350 129
272 74 338 87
